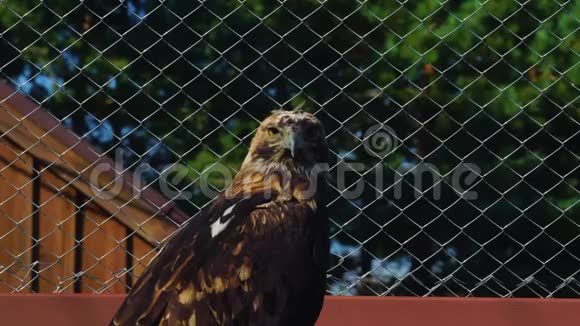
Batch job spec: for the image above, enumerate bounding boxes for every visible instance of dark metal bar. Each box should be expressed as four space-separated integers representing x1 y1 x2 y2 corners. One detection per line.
73 194 85 293
124 228 134 293
30 159 41 293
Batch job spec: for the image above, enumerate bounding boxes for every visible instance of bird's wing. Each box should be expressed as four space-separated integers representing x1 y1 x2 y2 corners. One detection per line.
110 191 322 325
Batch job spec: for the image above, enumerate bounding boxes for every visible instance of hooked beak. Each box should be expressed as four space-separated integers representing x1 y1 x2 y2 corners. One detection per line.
284 130 302 158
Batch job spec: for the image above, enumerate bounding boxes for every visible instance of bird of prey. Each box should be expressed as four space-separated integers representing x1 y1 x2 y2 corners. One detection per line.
111 109 330 326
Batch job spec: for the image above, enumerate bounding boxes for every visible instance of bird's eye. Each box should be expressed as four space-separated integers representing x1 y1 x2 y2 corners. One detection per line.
266 127 280 137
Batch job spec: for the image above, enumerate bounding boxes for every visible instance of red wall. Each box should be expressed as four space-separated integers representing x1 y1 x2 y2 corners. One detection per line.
0 295 578 325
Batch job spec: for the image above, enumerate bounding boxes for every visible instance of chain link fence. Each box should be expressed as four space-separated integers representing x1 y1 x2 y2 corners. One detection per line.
0 1 578 297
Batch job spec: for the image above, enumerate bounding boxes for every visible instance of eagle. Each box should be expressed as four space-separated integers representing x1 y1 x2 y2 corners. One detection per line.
111 110 330 326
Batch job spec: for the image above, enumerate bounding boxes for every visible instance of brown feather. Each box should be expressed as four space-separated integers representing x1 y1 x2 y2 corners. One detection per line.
111 110 329 326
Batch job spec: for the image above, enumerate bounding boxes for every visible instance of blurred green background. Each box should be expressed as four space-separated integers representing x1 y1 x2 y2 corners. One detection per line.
0 0 578 297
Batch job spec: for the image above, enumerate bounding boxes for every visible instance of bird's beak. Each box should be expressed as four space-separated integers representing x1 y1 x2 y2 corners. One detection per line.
284 130 302 158
288 134 295 158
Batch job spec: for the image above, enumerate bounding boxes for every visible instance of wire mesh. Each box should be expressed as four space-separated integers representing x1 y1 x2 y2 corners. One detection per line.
0 0 578 297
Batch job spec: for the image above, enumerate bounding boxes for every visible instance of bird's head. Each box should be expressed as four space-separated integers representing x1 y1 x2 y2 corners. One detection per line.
242 109 328 171
228 109 329 201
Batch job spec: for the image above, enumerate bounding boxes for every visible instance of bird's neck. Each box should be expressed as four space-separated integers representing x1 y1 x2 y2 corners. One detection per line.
226 159 325 205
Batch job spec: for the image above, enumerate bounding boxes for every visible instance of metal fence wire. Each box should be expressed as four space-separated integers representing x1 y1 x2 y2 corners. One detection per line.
0 1 578 297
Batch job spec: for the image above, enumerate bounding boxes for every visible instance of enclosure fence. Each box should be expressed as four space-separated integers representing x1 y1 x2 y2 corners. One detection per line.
0 1 578 298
